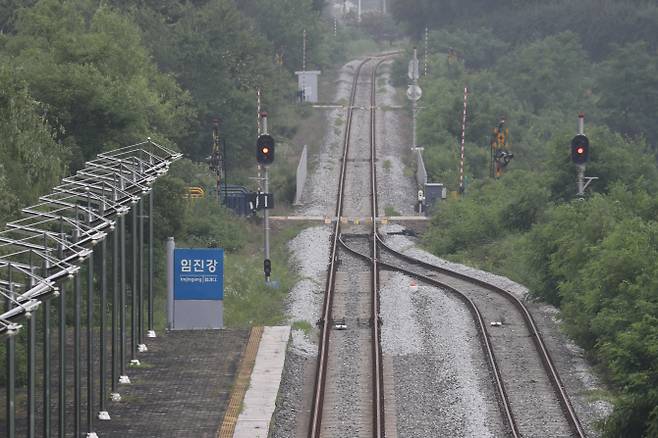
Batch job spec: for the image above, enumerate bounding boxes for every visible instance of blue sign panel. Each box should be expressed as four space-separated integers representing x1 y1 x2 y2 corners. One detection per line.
174 248 224 300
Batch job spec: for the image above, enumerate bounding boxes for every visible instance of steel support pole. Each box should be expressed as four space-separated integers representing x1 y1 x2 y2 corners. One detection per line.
148 190 154 337
264 167 271 282
119 215 129 382
166 238 175 330
43 300 51 437
74 271 81 438
412 48 418 151
130 206 138 364
99 239 109 418
577 166 585 197
6 264 16 438
27 271 36 438
86 252 95 435
138 199 144 348
111 225 119 396
58 242 66 438
43 234 51 438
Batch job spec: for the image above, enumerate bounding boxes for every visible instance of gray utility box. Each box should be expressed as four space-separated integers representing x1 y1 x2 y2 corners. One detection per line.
425 183 447 214
295 70 321 103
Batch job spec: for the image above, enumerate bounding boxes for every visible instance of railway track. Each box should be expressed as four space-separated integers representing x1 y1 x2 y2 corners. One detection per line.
339 233 587 437
308 55 392 438
308 51 585 437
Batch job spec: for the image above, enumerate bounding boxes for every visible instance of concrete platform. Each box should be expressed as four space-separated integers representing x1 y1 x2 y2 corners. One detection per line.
233 326 291 438
94 329 249 438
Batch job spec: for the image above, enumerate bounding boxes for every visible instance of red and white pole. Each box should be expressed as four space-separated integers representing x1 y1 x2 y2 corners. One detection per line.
257 88 262 136
458 86 469 194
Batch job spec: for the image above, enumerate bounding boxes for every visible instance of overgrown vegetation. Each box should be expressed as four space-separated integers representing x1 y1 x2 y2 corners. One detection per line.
390 0 658 435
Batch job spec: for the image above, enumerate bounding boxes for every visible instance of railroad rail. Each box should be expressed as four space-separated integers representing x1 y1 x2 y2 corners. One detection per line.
340 232 587 437
309 55 393 438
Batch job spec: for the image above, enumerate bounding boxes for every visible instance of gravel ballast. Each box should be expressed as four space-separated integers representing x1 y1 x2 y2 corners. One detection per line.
271 51 610 437
381 225 613 436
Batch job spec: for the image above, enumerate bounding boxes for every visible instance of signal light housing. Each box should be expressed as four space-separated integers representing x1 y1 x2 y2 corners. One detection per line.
257 134 275 165
571 134 589 165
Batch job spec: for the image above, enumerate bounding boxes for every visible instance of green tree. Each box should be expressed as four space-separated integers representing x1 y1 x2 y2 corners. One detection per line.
0 64 69 223
596 41 658 148
130 0 295 162
3 0 194 166
495 32 591 113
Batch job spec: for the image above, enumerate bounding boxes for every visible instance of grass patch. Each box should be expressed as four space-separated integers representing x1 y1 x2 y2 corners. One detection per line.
223 223 304 328
584 388 617 404
383 159 392 171
291 320 313 335
384 205 400 216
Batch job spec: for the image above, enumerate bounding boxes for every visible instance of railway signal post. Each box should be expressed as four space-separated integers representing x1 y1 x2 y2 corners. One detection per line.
572 113 597 198
257 112 275 282
490 118 513 179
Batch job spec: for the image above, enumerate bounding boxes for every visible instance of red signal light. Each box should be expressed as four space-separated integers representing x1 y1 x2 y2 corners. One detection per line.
256 134 275 165
571 134 589 165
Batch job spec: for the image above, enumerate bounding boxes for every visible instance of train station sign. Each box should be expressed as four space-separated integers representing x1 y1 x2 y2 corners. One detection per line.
167 240 224 329
174 248 224 300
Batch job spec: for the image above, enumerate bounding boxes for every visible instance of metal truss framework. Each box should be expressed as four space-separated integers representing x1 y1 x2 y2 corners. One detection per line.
1 139 181 438
0 140 180 334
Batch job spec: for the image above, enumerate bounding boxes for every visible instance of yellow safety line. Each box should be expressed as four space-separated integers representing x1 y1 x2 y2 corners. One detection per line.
217 326 264 438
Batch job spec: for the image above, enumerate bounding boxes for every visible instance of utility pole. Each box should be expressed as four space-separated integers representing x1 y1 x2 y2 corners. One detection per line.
257 88 262 135
408 48 421 151
358 0 362 23
458 87 469 194
300 29 307 102
302 28 307 71
382 0 387 14
424 27 429 76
